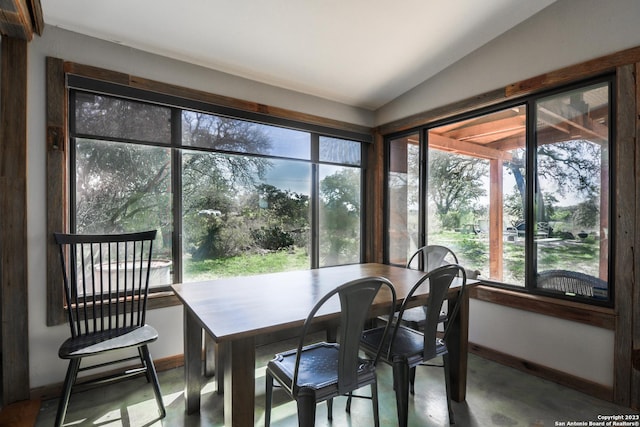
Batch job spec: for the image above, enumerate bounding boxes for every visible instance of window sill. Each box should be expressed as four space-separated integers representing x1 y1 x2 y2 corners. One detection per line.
147 290 180 310
469 284 615 330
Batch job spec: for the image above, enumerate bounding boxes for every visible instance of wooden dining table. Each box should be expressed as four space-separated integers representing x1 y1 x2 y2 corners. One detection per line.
171 262 473 427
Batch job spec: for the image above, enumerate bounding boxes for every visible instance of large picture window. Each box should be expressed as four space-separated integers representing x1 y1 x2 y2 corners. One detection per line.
386 76 612 305
68 84 366 293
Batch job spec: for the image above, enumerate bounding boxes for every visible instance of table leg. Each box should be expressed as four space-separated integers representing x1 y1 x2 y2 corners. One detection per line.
446 289 469 402
184 308 203 414
224 336 256 427
205 333 215 377
205 334 226 394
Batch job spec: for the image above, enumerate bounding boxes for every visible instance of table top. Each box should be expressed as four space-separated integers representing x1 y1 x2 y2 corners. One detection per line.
171 262 464 342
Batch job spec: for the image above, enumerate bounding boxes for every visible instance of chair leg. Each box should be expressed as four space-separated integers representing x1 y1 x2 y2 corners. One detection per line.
371 381 380 427
140 345 166 418
392 361 410 427
346 392 352 413
265 372 274 427
54 358 81 427
138 347 151 383
327 398 333 420
409 366 416 394
296 395 317 427
443 353 455 424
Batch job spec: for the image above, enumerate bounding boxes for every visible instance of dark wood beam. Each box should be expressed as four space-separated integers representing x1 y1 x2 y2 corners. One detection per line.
0 0 43 40
613 63 635 409
0 36 30 405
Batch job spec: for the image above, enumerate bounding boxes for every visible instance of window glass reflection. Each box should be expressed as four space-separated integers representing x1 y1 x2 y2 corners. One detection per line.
535 83 609 299
320 136 361 165
182 111 310 159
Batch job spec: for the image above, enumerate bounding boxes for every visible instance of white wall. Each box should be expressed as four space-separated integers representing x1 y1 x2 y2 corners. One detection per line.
26 26 374 388
471 301 614 386
377 0 640 125
377 0 640 387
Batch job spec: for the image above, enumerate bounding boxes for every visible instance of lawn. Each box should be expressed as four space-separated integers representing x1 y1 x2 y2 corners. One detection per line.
183 247 309 282
182 232 602 287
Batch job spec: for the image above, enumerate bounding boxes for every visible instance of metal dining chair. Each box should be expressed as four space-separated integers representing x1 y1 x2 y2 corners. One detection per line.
264 276 397 427
53 230 166 427
354 264 467 426
399 245 459 329
406 245 459 273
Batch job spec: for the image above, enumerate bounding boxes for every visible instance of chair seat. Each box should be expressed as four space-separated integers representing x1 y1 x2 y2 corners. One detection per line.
59 325 159 359
267 342 376 400
392 306 447 326
361 325 447 367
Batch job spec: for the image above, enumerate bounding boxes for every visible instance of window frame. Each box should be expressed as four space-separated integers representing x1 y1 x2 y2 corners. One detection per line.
384 74 614 307
46 59 372 326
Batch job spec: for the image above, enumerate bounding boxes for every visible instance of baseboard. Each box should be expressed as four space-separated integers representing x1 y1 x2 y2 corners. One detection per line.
469 342 614 402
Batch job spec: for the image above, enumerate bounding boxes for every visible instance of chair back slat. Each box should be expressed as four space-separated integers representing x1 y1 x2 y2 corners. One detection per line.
337 282 381 393
54 231 157 338
392 264 466 360
407 245 458 273
291 277 396 397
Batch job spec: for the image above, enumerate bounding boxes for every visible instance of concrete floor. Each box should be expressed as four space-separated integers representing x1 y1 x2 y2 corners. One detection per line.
35 338 639 427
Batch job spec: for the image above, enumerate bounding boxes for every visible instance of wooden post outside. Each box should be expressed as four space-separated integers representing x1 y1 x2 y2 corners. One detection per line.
489 159 504 280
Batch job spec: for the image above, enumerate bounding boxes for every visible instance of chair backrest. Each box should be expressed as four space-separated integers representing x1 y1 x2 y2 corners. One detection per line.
537 269 607 297
406 245 458 272
292 277 396 396
392 264 467 360
54 230 158 338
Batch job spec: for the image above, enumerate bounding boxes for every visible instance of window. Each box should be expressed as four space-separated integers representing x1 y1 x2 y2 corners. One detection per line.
319 136 362 266
66 80 366 293
386 132 421 265
427 106 527 286
386 77 612 305
533 82 610 299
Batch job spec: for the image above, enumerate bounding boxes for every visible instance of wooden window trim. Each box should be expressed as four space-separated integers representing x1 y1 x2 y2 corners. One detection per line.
376 45 640 409
376 45 640 135
46 56 67 326
46 57 373 326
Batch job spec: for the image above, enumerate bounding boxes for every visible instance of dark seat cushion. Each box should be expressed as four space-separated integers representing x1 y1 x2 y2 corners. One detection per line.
361 325 446 367
267 342 375 400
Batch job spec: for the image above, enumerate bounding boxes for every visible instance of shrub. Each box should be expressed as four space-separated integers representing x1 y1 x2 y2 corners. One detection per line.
251 225 294 251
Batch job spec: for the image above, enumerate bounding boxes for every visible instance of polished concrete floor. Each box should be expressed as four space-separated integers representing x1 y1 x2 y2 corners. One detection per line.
35 337 639 427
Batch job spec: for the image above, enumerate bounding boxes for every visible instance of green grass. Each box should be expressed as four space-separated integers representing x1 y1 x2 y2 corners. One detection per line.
183 232 602 287
183 247 309 282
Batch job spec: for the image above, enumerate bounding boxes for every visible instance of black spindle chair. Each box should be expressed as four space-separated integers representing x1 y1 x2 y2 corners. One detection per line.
53 230 166 427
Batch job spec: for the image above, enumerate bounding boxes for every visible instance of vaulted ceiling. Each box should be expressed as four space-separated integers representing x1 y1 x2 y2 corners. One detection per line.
5 0 556 110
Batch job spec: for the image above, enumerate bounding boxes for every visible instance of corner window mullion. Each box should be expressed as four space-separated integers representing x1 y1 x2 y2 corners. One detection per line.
172 109 182 283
